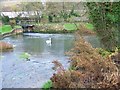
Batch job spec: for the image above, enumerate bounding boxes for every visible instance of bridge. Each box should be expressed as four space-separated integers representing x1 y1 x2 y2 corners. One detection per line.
21 24 35 32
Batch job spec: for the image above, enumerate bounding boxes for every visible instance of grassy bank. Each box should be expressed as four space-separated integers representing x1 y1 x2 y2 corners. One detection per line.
0 25 12 34
0 25 22 34
27 22 95 34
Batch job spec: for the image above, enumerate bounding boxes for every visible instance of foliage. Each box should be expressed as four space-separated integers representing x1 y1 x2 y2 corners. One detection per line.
64 23 77 31
45 2 86 22
48 14 53 22
86 2 120 51
85 23 94 30
96 48 111 57
68 66 76 71
14 25 22 29
9 19 16 28
0 15 2 20
1 15 10 25
32 23 77 34
77 23 95 35
19 52 31 60
51 31 119 89
109 48 120 68
42 80 52 90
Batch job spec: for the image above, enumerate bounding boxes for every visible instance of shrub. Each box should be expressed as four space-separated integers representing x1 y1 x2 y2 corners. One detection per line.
9 19 16 28
110 48 120 69
86 2 120 51
2 16 10 25
96 48 111 57
50 30 119 89
85 23 94 30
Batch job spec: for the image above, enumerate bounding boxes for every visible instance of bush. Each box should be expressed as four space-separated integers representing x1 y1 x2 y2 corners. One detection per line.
2 16 10 25
96 48 111 57
9 19 16 28
86 2 120 51
50 30 119 89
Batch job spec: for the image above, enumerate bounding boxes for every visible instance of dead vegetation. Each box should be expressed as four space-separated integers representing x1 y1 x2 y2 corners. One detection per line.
50 30 119 89
77 23 96 35
0 41 13 52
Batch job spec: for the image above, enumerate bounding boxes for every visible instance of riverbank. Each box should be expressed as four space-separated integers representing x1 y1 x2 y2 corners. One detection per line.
24 23 95 35
1 28 23 39
49 31 120 89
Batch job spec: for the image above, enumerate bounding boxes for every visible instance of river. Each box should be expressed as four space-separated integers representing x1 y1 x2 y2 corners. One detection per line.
1 33 100 88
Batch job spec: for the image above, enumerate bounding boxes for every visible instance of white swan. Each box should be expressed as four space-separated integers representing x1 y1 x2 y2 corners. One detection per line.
46 38 52 46
13 44 16 48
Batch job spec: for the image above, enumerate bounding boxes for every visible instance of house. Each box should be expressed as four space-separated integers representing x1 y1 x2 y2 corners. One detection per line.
1 11 42 24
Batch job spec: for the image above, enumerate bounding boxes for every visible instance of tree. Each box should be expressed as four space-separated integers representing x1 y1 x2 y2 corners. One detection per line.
1 14 10 25
21 2 44 24
45 2 86 22
86 2 120 51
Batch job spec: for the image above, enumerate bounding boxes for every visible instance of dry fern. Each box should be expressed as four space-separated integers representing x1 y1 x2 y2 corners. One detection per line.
51 31 119 89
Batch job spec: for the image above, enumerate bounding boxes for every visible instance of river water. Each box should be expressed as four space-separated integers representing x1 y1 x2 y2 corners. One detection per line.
1 33 100 88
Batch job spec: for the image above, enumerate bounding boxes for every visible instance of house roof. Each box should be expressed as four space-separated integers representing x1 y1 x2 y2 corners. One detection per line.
1 11 41 18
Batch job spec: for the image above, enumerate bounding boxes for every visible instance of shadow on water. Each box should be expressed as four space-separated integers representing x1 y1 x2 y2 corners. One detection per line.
1 33 101 88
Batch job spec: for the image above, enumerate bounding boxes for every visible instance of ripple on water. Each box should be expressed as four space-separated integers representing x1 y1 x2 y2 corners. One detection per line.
2 33 100 88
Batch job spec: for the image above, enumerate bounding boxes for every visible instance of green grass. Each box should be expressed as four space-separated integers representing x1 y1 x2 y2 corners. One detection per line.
0 25 22 34
14 25 22 29
0 25 12 34
42 80 52 89
85 23 94 30
64 23 77 31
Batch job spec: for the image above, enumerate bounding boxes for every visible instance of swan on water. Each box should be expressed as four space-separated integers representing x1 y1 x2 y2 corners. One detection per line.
13 44 16 48
46 38 52 46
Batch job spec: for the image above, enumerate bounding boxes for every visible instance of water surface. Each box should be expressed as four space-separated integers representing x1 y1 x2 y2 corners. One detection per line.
1 33 101 88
